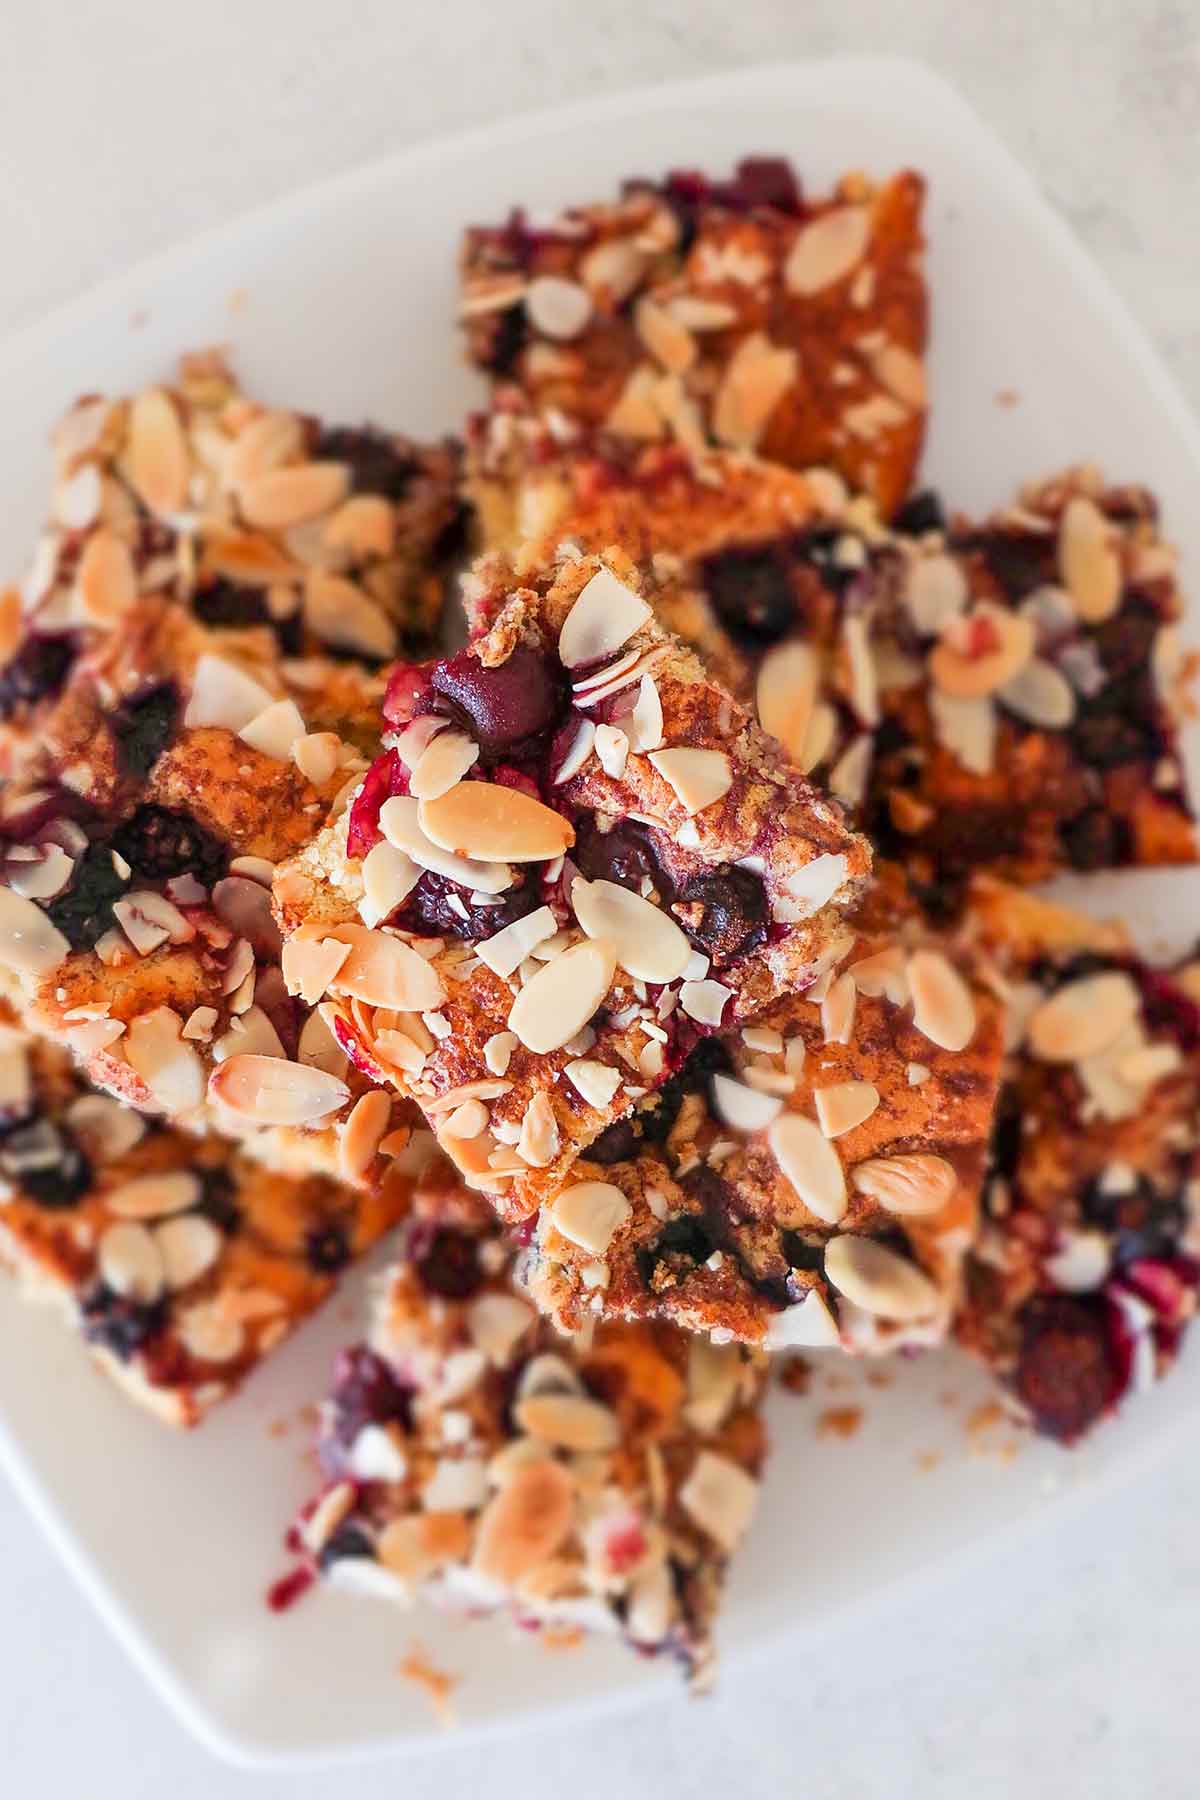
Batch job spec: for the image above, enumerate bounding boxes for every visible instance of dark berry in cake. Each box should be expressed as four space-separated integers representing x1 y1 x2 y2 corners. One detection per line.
1080 1174 1186 1269
110 681 179 780
415 1227 484 1300
192 579 303 655
675 867 768 965
574 819 663 895
0 1116 91 1209
46 840 128 949
637 1211 716 1290
305 1222 352 1275
701 547 795 647
482 304 528 378
194 1167 241 1234
313 427 417 502
0 635 76 720
399 867 539 940
431 644 567 760
111 804 228 887
1014 1296 1117 1442
892 490 946 536
327 1345 414 1448
318 1523 375 1571
80 1283 168 1360
1060 807 1130 872
346 748 410 859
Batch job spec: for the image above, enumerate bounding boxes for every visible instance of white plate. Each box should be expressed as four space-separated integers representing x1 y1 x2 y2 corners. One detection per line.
1 54 1199 1771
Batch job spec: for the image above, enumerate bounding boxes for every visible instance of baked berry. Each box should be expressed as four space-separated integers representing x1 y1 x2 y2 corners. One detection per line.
46 840 128 949
398 868 540 940
195 1167 241 1234
1071 703 1157 770
317 1523 375 1572
1080 1173 1185 1268
313 426 417 501
192 579 303 655
482 303 528 377
111 804 228 886
381 662 436 729
328 1344 414 1447
0 635 76 720
431 644 566 760
574 819 663 894
1060 806 1129 871
586 1117 639 1164
80 1282 167 1361
720 156 804 214
970 529 1051 598
0 1116 91 1208
1014 1295 1116 1442
346 748 409 859
305 1222 352 1274
675 867 768 965
415 1227 483 1300
892 490 946 536
637 1212 715 1289
701 547 794 646
110 681 179 779
1092 600 1156 681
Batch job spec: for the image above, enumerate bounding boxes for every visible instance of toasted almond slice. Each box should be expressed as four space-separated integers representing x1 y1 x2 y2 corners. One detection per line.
76 529 138 624
379 795 512 894
66 1094 145 1160
225 410 304 489
1026 971 1141 1063
711 1072 783 1132
323 494 396 558
0 887 70 979
323 923 446 1011
508 939 616 1054
929 605 1036 700
777 852 850 921
293 731 342 786
280 931 352 1004
908 949 976 1052
647 748 732 816
904 552 969 635
814 1081 880 1138
558 566 652 669
627 673 665 754
564 1058 622 1109
822 1234 940 1321
593 723 629 779
764 1288 842 1350
852 1153 957 1217
526 275 592 340
425 1078 514 1115
303 569 396 659
105 1171 201 1220
678 1450 758 1552
849 945 910 1006
183 654 275 733
514 1391 619 1452
240 462 349 530
679 979 732 1027
821 972 857 1045
409 730 480 802
476 906 558 980
549 1179 631 1254
238 697 307 761
419 784 572 864
579 236 647 303
98 1221 165 1305
929 689 996 776
339 1088 393 1182
156 1214 223 1291
359 841 422 929
756 641 819 760
209 1054 350 1125
570 877 689 983
606 364 667 439
767 1113 847 1224
472 1459 574 1586
552 716 596 784
1059 495 1122 623
128 388 189 515
712 332 797 450
635 295 697 373
124 1008 205 1113
784 206 871 294
997 656 1076 730
870 342 926 409
200 526 299 586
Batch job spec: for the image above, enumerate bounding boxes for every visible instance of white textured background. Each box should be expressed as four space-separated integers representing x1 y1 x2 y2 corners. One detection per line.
4 4 1200 1796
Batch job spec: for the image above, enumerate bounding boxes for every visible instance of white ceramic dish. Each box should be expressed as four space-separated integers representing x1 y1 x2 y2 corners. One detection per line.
1 54 1198 1770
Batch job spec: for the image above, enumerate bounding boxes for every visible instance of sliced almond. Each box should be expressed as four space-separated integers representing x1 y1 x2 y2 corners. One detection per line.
358 840 422 929
848 945 909 1006
281 931 352 1005
997 657 1076 729
66 1094 146 1160
226 410 304 490
756 641 818 761
98 1221 164 1305
525 276 593 340
767 1113 847 1224
240 462 349 530
929 689 996 776
678 979 732 1027
814 1081 879 1138
908 949 976 1052
712 332 797 450
904 552 968 635
340 1088 393 1181
128 388 189 515
634 296 696 373
379 795 512 894
323 494 396 559
711 1072 783 1132
208 1054 350 1125
183 654 275 733
627 672 665 753
0 888 70 978
156 1214 223 1290
784 206 871 295
469 1291 535 1365
852 1154 957 1217
303 569 395 660
105 1171 200 1220
123 1008 205 1113
324 924 446 1012
418 784 572 865
570 877 689 983
54 463 102 530
821 972 857 1046
776 852 850 921
678 1451 758 1552
564 1059 623 1110
552 716 596 784
870 342 926 409
238 697 307 761
579 237 647 304
647 747 732 816
822 1233 940 1321
929 606 1036 700
593 723 629 779
472 1459 574 1587
475 906 558 980
1026 971 1141 1063
508 939 616 1054
605 364 667 439
518 1091 560 1167
1059 495 1122 623
409 729 480 802
514 1391 618 1452
76 529 137 624
558 567 652 670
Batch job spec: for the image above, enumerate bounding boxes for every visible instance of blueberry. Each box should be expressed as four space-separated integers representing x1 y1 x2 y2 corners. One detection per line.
110 681 179 780
80 1282 167 1360
1014 1295 1116 1442
675 867 768 966
431 644 566 760
892 490 946 536
328 1344 414 1447
399 869 540 940
969 530 1051 599
574 819 664 895
0 1116 91 1208
0 636 76 720
194 1167 241 1234
481 303 528 377
415 1227 483 1299
1080 1173 1185 1268
701 547 795 647
586 1118 640 1165
1071 703 1157 770
110 804 228 887
192 579 302 654
46 840 128 949
305 1222 351 1274
317 1523 375 1572
313 427 418 502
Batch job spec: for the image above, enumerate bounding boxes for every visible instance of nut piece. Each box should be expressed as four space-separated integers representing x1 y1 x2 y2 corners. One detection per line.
852 1153 957 1217
409 730 480 802
1026 970 1141 1063
570 878 690 983
526 275 593 341
558 566 652 669
711 1072 783 1133
240 462 349 530
508 939 617 1054
514 1391 619 1452
472 1459 574 1586
822 1234 940 1321
784 206 871 295
0 887 70 979
767 1113 847 1225
756 641 819 762
323 924 446 1012
929 606 1035 699
549 1179 631 1254
127 388 189 515
908 949 976 1052
208 1054 350 1125
1059 495 1121 623
98 1221 164 1305
157 1214 223 1290
380 794 513 895
418 784 573 865
678 1450 758 1552
814 1081 880 1138
105 1171 201 1220
712 333 798 450
647 748 733 816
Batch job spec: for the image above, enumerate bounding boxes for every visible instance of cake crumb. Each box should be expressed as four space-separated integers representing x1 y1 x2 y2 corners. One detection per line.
540 1624 586 1653
995 388 1020 407
816 1405 863 1440
916 1449 942 1473
865 1368 893 1389
777 1354 811 1396
398 1644 458 1726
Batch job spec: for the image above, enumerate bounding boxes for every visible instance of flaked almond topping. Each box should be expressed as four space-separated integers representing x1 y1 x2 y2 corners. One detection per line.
767 1113 847 1224
418 783 573 865
209 1053 349 1125
605 364 667 439
281 931 352 1005
829 735 873 810
0 886 70 979
799 701 837 776
712 332 797 450
226 409 304 489
678 1451 758 1552
292 732 342 786
570 877 689 984
870 342 926 409
518 1091 560 1167
572 643 670 710
340 1089 392 1181
997 657 1076 729
564 1058 622 1109
525 275 593 340
904 553 968 635
776 852 849 922
635 295 697 373
843 614 879 727
929 689 996 776
303 569 395 660
593 723 629 779
822 1233 940 1321
183 654 275 733
237 697 306 762
1059 495 1121 623
106 1170 201 1220
852 1153 957 1217
514 1391 618 1452
325 923 446 1012
821 972 857 1045
667 294 738 330
929 605 1035 700
472 1459 574 1586
483 1031 518 1076
679 978 732 1028
627 672 665 753
323 493 396 558
849 945 909 1006
123 1008 205 1113
240 461 349 530
756 641 818 762
443 1098 489 1139
98 1221 164 1305
814 1080 880 1138
558 566 652 669
711 1072 783 1132
647 747 732 816
128 388 190 515
784 206 871 294
7 845 74 903
476 905 558 980
552 716 596 784
379 795 513 895
54 463 102 530
409 729 480 802
508 939 617 1054
157 1214 223 1290
359 840 422 929
1026 970 1140 1063
765 1288 841 1351
579 236 647 304
908 949 976 1052
425 1079 514 1114
66 1093 146 1160
298 1008 349 1076
76 529 137 624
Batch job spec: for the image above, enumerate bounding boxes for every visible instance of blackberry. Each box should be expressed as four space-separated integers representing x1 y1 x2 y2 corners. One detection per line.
318 1523 375 1572
701 546 794 646
892 490 946 536
111 804 228 887
0 636 75 720
313 426 419 501
192 578 303 655
328 1345 414 1447
0 1116 91 1209
80 1283 168 1361
46 840 128 949
305 1222 351 1274
110 681 179 780
676 867 768 966
415 1227 483 1300
194 1167 242 1234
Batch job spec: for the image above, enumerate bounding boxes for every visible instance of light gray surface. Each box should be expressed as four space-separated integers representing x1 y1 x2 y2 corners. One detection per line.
2 3 1198 1795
